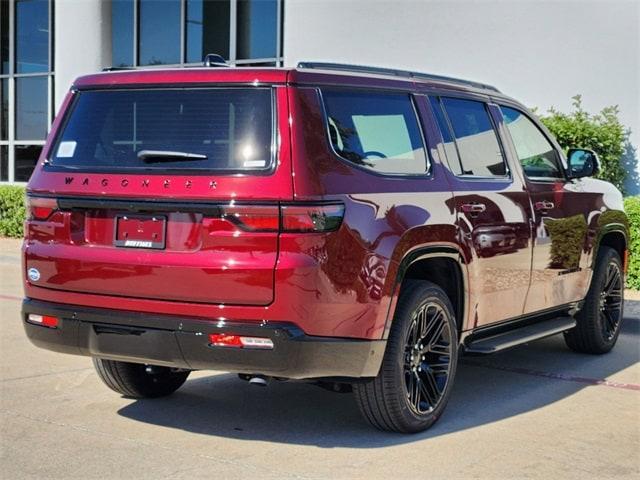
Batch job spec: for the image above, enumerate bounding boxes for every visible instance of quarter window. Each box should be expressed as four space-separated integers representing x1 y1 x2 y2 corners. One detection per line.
439 97 507 177
500 106 563 180
322 91 428 175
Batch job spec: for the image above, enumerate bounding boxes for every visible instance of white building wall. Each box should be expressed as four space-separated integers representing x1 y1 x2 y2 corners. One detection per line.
54 0 112 110
284 0 640 193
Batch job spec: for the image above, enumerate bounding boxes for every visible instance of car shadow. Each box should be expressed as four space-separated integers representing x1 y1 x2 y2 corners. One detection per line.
117 302 639 448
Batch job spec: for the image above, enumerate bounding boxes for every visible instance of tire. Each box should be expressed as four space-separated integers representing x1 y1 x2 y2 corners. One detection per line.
353 280 458 433
93 358 190 398
564 246 624 354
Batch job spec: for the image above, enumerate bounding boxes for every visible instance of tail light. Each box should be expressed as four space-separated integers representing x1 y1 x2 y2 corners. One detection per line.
281 204 345 232
26 196 58 221
209 203 344 233
222 205 280 232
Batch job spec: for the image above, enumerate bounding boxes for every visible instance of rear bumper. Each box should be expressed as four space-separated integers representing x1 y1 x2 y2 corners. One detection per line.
22 299 385 380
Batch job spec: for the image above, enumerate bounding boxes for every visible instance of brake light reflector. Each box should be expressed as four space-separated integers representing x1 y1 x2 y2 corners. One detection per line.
281 204 345 232
26 196 58 221
27 314 59 328
208 333 274 349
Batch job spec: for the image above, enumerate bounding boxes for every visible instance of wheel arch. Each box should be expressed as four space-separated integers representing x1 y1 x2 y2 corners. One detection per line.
594 226 628 270
383 246 468 340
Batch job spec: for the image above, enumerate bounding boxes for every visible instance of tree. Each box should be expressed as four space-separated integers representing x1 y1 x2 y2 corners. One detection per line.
537 95 628 193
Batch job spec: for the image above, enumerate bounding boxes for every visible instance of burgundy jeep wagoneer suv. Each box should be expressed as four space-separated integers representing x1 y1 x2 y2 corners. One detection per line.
22 62 629 433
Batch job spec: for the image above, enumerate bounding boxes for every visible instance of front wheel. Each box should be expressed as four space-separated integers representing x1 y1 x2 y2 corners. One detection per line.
564 246 624 354
353 281 458 433
93 358 190 398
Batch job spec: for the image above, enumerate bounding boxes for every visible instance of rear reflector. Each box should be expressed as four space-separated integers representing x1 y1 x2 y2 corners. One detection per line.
208 333 274 349
27 314 59 328
26 196 58 221
281 203 345 232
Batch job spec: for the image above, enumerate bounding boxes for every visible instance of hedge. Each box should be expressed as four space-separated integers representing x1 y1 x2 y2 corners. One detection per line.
625 196 640 290
0 185 26 238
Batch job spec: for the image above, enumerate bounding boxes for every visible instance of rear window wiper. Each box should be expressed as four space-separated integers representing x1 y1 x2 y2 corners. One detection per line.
137 150 208 163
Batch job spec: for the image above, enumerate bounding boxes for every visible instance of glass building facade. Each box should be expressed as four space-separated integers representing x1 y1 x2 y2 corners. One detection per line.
0 0 283 183
0 0 54 182
113 0 282 68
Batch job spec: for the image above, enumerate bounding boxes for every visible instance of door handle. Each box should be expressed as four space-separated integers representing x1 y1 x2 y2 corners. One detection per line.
460 203 486 215
534 201 555 211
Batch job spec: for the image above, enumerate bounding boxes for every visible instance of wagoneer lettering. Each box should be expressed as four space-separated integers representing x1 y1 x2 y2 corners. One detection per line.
21 62 629 433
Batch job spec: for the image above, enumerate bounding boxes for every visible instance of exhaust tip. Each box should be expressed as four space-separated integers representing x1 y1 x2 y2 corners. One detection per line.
248 376 269 387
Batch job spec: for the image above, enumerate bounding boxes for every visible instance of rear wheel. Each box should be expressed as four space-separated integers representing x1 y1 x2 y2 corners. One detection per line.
564 246 624 354
93 358 190 398
353 281 458 433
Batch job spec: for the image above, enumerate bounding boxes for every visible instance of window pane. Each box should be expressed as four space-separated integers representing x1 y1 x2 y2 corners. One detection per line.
237 0 277 59
0 145 7 181
187 0 230 63
16 0 50 73
112 0 134 67
51 88 273 172
500 106 563 179
429 96 462 175
139 0 181 66
441 98 506 177
322 90 428 174
16 76 48 140
1 0 8 74
1 79 7 140
14 145 42 182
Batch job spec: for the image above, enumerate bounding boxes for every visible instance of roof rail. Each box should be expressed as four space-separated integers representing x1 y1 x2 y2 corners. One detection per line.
296 61 500 93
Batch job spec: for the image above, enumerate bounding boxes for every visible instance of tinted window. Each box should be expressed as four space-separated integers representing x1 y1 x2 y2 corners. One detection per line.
429 96 462 175
112 0 134 67
1 0 8 74
500 106 563 179
1 79 7 140
0 145 7 181
187 0 230 62
139 0 181 65
441 98 507 177
237 0 278 59
16 76 48 140
50 88 273 172
15 145 42 182
322 91 428 175
15 0 49 73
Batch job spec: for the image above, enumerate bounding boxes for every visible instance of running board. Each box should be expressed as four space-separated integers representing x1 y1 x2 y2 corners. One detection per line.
464 317 576 354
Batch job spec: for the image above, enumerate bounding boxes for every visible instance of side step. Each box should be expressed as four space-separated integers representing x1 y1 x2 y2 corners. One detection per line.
465 316 576 354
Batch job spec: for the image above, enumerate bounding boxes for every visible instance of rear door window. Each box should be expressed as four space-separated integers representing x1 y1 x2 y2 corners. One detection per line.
437 97 508 178
322 90 428 175
50 88 274 172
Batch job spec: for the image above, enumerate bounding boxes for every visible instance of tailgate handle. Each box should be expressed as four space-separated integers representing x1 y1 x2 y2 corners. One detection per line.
93 324 145 336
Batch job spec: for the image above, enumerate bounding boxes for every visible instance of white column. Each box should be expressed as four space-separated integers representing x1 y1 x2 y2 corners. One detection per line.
54 0 112 111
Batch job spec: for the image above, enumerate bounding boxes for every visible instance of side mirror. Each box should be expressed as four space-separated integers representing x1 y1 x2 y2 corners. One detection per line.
566 148 600 179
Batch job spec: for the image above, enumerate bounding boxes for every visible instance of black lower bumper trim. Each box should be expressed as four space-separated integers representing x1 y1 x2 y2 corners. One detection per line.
22 299 386 380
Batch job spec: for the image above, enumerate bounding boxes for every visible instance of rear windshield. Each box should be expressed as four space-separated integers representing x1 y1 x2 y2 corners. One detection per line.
49 88 273 172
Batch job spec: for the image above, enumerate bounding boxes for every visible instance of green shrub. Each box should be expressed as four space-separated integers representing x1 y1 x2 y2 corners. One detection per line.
625 196 640 290
0 185 26 238
537 95 628 194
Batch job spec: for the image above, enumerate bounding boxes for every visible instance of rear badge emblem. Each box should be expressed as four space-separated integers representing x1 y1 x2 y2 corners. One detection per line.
27 268 41 282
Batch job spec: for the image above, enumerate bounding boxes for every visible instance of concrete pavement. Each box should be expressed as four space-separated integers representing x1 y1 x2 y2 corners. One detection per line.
1 238 638 479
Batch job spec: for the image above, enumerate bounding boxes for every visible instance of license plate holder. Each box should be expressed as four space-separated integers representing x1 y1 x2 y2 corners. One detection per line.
114 215 166 249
